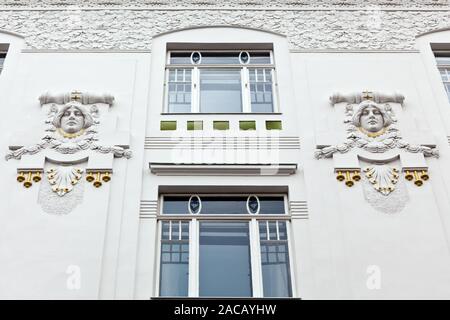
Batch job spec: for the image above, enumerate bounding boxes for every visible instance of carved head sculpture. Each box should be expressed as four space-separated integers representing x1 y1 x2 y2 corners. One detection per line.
352 100 393 137
52 101 94 137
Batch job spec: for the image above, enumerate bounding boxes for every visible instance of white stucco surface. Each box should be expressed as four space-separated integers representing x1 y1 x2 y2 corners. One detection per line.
1 2 450 299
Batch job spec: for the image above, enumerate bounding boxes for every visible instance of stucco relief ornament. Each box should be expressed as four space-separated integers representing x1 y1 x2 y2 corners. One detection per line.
315 91 438 213
47 166 83 196
6 91 132 214
314 100 438 159
5 100 131 160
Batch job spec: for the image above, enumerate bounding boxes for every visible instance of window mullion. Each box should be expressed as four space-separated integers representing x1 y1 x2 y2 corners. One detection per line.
192 67 200 113
242 67 251 113
155 220 162 297
188 218 199 297
271 68 279 113
163 69 169 113
250 218 264 297
286 221 297 298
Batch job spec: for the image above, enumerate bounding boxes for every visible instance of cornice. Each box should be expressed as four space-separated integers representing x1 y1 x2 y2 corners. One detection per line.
0 0 449 11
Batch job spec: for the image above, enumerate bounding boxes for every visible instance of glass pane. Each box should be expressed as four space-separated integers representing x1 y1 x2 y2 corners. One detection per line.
278 221 287 240
259 221 268 241
163 196 190 214
199 221 252 297
436 57 450 65
200 52 240 64
200 69 242 113
162 222 170 240
159 242 189 297
249 52 271 64
167 68 192 113
159 219 189 297
0 53 6 73
200 196 248 214
249 68 274 113
181 222 189 240
268 221 277 240
170 52 191 65
260 243 292 297
259 196 285 214
172 222 180 240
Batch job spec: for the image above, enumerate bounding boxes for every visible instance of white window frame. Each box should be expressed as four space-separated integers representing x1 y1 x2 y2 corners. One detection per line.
434 51 450 102
0 49 8 74
163 50 279 114
154 193 295 298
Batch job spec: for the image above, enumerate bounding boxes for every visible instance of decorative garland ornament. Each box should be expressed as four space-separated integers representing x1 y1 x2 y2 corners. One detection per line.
314 100 439 159
5 100 132 160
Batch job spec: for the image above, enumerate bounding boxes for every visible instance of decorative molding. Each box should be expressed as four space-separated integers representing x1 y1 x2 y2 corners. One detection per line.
149 163 298 176
46 166 83 196
39 91 115 107
0 1 448 10
363 165 399 196
315 90 437 210
362 171 409 214
329 91 405 105
139 200 158 219
38 167 85 215
0 7 448 50
145 136 300 150
315 93 438 159
6 92 131 160
289 200 309 219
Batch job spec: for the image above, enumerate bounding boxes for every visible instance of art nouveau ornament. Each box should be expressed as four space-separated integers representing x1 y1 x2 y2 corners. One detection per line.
363 165 399 196
6 99 131 160
47 167 83 196
315 99 438 159
315 91 438 213
6 90 132 214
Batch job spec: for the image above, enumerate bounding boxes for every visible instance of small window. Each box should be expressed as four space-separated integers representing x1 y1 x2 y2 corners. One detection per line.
0 51 7 74
165 50 276 113
434 52 450 102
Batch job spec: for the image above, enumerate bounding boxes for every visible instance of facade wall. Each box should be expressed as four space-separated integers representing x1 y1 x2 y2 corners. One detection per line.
0 1 450 299
0 1 449 50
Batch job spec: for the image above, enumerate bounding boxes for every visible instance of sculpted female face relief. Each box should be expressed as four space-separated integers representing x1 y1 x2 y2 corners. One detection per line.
60 106 85 134
52 102 94 138
360 105 384 133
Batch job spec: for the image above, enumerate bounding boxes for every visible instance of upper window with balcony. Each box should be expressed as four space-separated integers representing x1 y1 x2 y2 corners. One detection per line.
164 50 277 113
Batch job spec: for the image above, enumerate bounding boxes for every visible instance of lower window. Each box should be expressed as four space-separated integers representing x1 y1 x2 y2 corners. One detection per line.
157 194 293 298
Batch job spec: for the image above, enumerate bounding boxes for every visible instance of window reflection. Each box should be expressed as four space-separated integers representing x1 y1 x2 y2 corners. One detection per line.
200 69 242 113
159 221 190 296
199 221 252 297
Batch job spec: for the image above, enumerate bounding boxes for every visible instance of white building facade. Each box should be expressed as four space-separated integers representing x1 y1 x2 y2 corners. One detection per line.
1 0 450 300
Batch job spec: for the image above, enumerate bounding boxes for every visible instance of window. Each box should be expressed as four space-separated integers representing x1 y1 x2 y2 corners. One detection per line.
435 52 450 102
165 51 277 113
0 51 6 74
159 221 190 297
157 194 293 298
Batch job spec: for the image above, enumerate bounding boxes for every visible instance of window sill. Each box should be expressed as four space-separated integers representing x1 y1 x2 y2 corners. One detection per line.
150 297 301 300
161 112 282 115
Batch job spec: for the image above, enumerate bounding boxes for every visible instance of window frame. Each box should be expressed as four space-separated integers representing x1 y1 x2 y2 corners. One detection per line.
155 193 296 298
434 50 450 102
0 49 8 74
163 50 279 114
